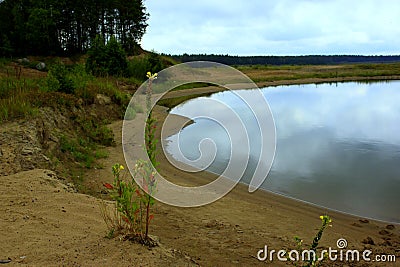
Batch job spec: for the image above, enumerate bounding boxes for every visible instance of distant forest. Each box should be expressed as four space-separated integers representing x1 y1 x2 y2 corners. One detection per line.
170 54 400 66
0 0 148 56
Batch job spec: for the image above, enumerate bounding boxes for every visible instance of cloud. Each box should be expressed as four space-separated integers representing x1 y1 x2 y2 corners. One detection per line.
142 0 400 55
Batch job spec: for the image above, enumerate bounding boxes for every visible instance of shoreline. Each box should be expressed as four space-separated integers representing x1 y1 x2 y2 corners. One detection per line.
149 76 400 265
156 76 400 226
161 75 400 101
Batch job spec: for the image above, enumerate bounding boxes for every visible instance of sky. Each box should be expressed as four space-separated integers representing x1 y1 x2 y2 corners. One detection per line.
141 0 400 56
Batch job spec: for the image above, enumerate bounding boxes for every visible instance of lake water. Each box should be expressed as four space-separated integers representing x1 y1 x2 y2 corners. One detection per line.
165 81 400 223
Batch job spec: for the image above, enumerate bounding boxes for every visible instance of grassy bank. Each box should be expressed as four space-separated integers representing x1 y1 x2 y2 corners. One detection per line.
238 63 400 83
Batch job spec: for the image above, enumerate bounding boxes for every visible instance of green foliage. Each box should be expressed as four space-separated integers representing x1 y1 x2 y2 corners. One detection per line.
102 163 157 246
25 8 58 55
290 215 332 267
173 54 400 66
106 37 129 76
127 52 165 81
145 115 158 167
157 92 213 110
0 77 43 122
0 0 148 55
76 116 115 146
127 57 151 81
0 34 13 57
147 52 163 74
86 35 128 77
47 63 75 94
0 95 37 122
101 71 158 246
59 133 110 169
85 36 108 76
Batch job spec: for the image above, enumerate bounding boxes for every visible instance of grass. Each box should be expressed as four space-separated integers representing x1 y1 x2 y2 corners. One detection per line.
237 63 400 83
157 92 213 109
60 135 109 169
0 77 45 122
171 82 213 91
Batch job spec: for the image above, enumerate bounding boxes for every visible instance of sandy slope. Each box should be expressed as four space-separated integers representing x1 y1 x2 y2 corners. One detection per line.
0 169 196 266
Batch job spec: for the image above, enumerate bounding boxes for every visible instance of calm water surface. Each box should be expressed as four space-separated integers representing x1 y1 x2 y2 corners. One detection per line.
165 81 400 223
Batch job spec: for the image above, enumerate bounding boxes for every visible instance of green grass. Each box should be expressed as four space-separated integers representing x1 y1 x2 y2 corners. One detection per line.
157 92 213 109
60 135 109 169
171 82 213 91
0 77 45 122
238 63 400 83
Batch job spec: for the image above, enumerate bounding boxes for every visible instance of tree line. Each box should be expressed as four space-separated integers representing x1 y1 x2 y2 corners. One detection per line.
169 54 400 66
0 0 148 56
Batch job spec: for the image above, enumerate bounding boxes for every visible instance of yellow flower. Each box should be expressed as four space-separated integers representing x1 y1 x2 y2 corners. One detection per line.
320 215 324 220
146 72 158 80
120 165 124 170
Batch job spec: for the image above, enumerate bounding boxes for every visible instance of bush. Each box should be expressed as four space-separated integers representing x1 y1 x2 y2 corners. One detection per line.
127 56 151 81
86 35 128 77
47 63 75 94
127 51 165 81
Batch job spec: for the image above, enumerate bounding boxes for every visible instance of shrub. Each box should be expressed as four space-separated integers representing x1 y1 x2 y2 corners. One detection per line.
126 52 164 81
86 35 128 77
101 162 157 246
127 56 151 81
47 63 75 94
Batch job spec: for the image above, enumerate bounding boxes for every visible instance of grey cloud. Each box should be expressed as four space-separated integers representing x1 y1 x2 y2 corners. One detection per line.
142 0 400 55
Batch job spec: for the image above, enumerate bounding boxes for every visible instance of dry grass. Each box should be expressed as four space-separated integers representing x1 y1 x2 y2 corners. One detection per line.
238 63 400 83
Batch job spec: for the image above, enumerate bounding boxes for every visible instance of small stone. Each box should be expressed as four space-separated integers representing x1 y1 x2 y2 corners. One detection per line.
386 224 395 230
21 148 34 155
359 219 369 224
362 237 375 245
95 94 112 105
379 229 390 236
36 62 46 70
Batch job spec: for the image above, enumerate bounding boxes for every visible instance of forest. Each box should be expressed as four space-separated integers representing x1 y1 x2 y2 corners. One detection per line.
170 54 400 66
0 0 148 56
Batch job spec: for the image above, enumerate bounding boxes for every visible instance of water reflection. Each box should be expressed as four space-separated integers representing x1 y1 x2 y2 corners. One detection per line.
166 81 400 223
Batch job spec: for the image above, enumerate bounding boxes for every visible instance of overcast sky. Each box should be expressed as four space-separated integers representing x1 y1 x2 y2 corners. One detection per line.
141 0 400 56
